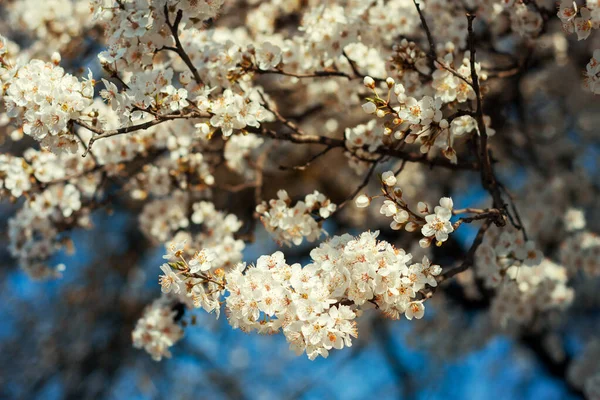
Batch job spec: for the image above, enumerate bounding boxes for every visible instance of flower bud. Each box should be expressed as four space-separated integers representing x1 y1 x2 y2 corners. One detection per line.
355 194 371 208
381 171 397 187
51 52 61 65
394 210 410 223
363 76 376 89
419 237 432 248
362 102 377 114
439 197 454 211
405 221 419 232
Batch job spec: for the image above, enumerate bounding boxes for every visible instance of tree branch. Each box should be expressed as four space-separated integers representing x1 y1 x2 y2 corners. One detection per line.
413 0 437 72
163 5 203 85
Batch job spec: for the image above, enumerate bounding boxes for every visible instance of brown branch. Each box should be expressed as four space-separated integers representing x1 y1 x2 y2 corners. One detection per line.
498 181 529 240
254 67 352 80
453 208 505 229
342 50 364 79
257 90 302 134
410 1 472 86
466 13 505 217
255 90 479 171
74 111 208 156
257 127 478 170
412 0 437 72
71 121 98 165
434 59 473 87
163 5 203 85
278 145 336 171
109 70 130 90
341 50 386 82
236 144 272 243
440 220 490 282
216 181 259 192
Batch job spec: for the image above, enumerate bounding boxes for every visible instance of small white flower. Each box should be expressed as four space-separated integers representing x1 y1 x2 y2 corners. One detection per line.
421 197 454 244
564 208 586 232
405 301 425 320
189 249 216 273
158 264 182 294
256 42 282 70
163 240 187 260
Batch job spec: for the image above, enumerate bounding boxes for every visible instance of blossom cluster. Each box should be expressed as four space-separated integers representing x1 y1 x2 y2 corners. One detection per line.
223 133 265 177
158 249 224 317
431 53 478 104
475 226 574 326
7 183 89 279
169 27 252 90
3 59 94 153
585 50 600 94
204 89 270 137
147 231 441 361
557 0 599 41
516 175 590 243
356 177 454 248
557 1 600 93
361 71 490 164
568 339 600 399
92 0 224 72
132 295 184 362
100 69 189 126
141 198 245 274
187 201 245 271
0 154 33 198
256 190 337 246
560 231 600 277
419 197 455 247
0 102 172 278
504 1 544 37
154 199 247 318
345 119 387 157
139 191 191 243
6 0 92 51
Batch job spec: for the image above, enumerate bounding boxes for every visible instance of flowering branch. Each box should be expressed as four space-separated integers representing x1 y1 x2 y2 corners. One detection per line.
75 111 209 156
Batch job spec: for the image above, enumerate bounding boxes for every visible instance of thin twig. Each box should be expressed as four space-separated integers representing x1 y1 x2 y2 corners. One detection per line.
162 5 203 85
341 51 386 83
466 13 505 214
412 0 437 72
75 111 208 156
441 220 491 281
279 146 336 171
254 68 351 80
334 155 383 214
